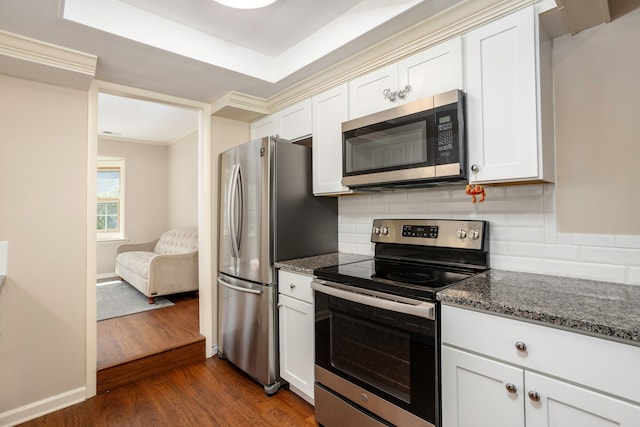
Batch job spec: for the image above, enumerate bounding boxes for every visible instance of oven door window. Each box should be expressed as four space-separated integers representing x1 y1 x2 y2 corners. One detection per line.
343 111 435 176
316 293 437 423
331 312 411 402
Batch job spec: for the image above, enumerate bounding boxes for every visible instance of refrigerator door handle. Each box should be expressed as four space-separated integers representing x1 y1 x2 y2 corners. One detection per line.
235 164 244 255
227 163 242 258
218 277 263 295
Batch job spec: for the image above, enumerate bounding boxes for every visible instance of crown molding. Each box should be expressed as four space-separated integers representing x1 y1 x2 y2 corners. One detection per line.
212 0 539 120
0 29 97 89
211 91 270 122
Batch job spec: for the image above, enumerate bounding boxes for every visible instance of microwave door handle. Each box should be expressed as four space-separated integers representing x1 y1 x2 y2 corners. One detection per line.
311 280 435 320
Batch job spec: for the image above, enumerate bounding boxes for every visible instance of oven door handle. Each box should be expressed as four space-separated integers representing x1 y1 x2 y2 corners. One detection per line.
311 280 435 320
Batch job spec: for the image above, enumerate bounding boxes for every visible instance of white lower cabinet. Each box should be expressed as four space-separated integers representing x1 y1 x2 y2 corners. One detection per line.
442 346 640 427
277 270 314 404
441 305 640 427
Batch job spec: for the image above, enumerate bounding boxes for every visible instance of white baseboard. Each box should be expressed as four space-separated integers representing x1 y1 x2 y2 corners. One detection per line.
0 387 86 427
97 272 117 280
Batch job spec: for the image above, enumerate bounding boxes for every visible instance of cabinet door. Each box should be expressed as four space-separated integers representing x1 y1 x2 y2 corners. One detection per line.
525 372 640 427
348 63 398 118
251 114 278 140
398 36 463 101
278 98 312 141
465 6 539 183
442 346 525 427
312 84 351 195
278 294 314 403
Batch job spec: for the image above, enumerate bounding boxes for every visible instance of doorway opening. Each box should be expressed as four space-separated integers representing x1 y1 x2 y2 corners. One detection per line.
86 82 213 396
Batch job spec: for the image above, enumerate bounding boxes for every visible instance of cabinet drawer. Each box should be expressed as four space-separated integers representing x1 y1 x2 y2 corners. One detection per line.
442 305 640 404
278 270 314 304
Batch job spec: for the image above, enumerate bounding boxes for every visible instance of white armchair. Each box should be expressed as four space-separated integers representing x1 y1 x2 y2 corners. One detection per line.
115 228 199 303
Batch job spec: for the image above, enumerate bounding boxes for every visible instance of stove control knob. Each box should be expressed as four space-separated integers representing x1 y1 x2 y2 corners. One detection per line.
373 226 381 235
456 228 467 239
381 227 389 236
470 229 481 240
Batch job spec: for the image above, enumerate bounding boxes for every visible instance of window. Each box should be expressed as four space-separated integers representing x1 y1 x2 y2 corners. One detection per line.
97 158 125 240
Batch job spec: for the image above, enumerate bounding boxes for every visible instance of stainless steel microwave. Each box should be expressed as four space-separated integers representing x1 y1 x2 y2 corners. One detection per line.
342 89 466 189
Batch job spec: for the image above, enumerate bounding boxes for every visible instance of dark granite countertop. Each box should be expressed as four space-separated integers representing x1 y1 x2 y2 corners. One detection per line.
438 269 640 347
275 252 371 275
277 253 640 347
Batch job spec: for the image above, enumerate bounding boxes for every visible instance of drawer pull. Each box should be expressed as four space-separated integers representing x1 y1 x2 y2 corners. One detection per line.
528 390 541 402
289 283 296 289
505 383 517 394
515 341 528 352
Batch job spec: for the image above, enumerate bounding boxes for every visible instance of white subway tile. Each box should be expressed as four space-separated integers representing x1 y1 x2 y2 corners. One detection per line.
492 226 545 243
505 184 544 198
542 184 556 214
544 213 557 243
354 243 374 256
427 201 476 213
629 267 640 285
489 255 543 272
488 240 508 255
556 232 572 245
570 233 616 247
339 223 357 233
356 223 373 234
476 198 544 214
542 259 626 283
507 242 579 260
338 243 357 254
388 202 429 215
371 191 407 204
579 246 640 266
408 188 452 201
508 213 545 227
616 235 640 249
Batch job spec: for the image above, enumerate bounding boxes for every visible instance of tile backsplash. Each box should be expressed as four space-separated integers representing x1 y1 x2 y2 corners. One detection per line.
338 184 640 285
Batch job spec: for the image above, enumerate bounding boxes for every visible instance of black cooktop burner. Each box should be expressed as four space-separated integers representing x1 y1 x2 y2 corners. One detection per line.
314 258 475 301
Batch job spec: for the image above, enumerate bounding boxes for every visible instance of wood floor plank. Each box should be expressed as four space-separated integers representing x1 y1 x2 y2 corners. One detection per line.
19 357 316 426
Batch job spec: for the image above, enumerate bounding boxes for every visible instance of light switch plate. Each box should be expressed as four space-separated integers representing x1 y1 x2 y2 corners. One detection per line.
0 241 8 276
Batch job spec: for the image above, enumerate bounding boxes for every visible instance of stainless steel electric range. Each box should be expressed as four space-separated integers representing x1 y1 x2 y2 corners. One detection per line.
312 218 489 427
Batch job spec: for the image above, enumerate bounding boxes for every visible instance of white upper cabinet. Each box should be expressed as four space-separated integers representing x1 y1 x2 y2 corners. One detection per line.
250 98 312 142
349 36 463 119
277 98 312 141
312 83 351 195
465 5 554 184
250 114 277 140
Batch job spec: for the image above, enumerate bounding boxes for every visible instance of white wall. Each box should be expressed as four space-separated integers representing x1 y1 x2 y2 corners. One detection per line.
0 75 88 418
168 130 198 229
96 138 169 276
553 7 640 234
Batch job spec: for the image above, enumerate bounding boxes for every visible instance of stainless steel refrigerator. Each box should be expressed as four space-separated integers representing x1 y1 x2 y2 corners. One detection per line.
217 136 337 394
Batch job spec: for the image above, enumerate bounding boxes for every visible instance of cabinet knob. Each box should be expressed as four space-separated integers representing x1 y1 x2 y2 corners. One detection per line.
515 341 528 352
277 302 283 308
470 164 480 173
289 283 296 289
528 390 541 402
505 383 517 394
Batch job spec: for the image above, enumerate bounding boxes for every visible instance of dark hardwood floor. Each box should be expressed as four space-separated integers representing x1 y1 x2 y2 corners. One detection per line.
97 288 205 393
19 356 316 426
19 286 315 426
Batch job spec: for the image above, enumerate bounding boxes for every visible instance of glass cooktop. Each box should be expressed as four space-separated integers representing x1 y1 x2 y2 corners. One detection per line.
314 258 475 301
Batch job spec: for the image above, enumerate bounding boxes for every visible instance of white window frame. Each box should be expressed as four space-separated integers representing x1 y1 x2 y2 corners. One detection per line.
97 158 126 241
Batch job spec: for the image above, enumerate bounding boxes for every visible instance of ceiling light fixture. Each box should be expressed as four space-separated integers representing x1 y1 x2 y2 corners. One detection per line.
213 0 277 9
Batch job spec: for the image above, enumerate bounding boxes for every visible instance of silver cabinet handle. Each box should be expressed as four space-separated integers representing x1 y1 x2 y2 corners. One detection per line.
218 278 262 295
515 341 528 352
505 383 517 394
470 164 480 173
528 390 541 402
